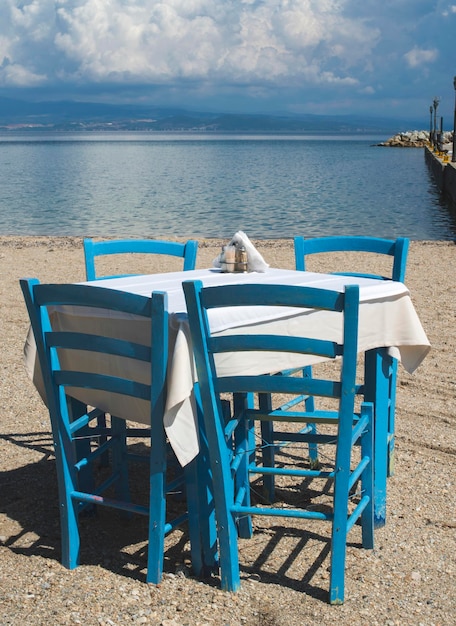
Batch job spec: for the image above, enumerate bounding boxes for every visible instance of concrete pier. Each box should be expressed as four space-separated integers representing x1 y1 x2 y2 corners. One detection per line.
424 146 456 206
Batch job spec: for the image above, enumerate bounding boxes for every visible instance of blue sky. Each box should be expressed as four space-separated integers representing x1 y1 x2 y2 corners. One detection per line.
1 1 455 124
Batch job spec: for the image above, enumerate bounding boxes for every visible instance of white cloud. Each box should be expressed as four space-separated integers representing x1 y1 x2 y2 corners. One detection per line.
0 60 47 87
442 4 456 15
0 0 380 87
404 46 439 68
318 71 359 86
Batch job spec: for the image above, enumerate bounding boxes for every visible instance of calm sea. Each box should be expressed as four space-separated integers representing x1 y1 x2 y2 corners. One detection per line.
0 132 454 240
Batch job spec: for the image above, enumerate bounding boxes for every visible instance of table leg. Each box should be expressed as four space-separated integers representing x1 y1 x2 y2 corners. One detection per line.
364 348 392 528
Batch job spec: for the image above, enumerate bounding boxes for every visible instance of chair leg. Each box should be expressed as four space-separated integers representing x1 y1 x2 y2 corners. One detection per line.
387 360 399 477
182 457 204 576
329 417 353 605
147 423 167 584
234 393 253 539
211 460 242 593
258 393 276 503
110 416 131 508
192 384 219 574
194 391 241 592
360 403 375 550
329 510 349 605
364 348 389 528
61 495 81 570
303 367 319 468
55 429 81 570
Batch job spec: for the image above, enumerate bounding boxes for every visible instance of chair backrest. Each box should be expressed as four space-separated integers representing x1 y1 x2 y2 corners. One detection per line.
183 280 360 443
294 236 409 282
83 238 198 280
20 279 167 448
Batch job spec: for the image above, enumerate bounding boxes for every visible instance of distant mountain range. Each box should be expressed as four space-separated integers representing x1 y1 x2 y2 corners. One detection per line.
0 96 424 134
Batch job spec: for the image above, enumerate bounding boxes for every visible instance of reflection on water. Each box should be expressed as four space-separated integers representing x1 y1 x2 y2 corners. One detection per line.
0 133 454 240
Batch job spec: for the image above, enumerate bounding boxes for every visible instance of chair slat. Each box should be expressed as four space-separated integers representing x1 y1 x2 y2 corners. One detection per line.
83 238 198 280
54 370 151 402
209 334 341 359
201 282 345 311
216 375 341 398
34 282 153 316
294 235 409 282
46 331 151 361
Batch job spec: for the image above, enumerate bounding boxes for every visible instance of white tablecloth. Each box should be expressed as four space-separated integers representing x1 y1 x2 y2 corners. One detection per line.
24 268 431 466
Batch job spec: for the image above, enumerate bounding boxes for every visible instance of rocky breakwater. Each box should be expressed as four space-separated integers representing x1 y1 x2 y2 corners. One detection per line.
377 130 429 147
377 130 454 148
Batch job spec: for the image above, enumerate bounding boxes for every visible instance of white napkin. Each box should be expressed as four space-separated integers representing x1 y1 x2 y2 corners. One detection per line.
213 231 269 272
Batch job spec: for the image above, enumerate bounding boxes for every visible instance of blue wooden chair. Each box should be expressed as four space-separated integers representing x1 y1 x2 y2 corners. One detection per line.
83 237 198 467
294 235 409 282
20 278 203 583
294 235 409 478
183 280 375 605
83 238 198 280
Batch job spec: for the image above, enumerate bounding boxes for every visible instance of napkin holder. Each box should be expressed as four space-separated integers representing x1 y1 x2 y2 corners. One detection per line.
220 244 248 273
213 231 269 273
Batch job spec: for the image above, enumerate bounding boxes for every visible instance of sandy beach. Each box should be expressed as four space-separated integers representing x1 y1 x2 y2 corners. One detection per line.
1 236 455 626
